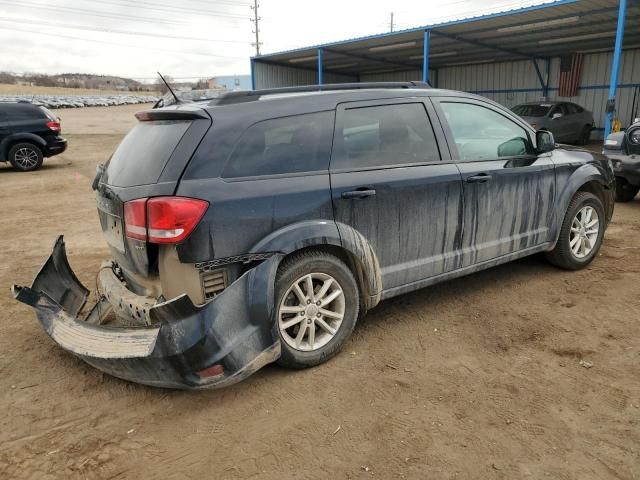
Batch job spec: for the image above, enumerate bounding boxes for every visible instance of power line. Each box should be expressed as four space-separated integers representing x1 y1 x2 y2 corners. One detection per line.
1 0 189 26
0 17 248 44
250 0 262 56
79 0 251 20
0 26 246 60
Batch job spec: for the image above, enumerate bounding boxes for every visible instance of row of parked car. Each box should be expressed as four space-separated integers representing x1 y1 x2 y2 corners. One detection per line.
0 94 157 109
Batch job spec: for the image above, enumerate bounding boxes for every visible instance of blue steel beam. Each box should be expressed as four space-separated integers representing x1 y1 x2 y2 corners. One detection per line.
317 48 324 85
423 30 430 84
605 0 628 138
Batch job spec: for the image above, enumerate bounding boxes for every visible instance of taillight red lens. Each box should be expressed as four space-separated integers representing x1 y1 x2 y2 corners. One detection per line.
46 121 61 132
147 197 208 244
124 198 147 241
124 197 208 244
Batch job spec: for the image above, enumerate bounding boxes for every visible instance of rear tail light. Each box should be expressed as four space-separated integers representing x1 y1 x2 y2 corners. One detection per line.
123 197 208 244
46 121 61 132
123 199 147 241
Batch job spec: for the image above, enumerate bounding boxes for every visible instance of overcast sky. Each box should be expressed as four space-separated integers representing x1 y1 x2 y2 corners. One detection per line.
0 0 545 81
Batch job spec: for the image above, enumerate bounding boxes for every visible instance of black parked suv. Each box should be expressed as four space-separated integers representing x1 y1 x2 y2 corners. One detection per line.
0 102 67 171
13 83 615 389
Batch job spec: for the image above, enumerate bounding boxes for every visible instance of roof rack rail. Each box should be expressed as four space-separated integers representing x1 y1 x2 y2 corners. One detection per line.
211 81 431 105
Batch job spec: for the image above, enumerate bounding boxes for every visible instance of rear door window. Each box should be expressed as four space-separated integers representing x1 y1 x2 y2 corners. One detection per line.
222 111 334 179
104 120 191 187
332 103 440 170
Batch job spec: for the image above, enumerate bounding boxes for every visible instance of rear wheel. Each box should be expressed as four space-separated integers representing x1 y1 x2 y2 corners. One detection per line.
9 143 43 171
615 177 639 202
275 251 359 369
546 191 605 270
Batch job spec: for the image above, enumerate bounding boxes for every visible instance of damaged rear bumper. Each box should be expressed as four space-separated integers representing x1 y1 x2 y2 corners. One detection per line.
12 236 281 389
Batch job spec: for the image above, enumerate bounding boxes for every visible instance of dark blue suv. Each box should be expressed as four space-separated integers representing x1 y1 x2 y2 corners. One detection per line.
13 83 615 389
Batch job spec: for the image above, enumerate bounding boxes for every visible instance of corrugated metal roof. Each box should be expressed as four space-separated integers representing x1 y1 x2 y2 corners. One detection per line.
256 0 638 76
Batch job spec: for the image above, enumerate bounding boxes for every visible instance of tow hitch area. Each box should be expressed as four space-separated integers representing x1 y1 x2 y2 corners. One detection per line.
12 236 281 389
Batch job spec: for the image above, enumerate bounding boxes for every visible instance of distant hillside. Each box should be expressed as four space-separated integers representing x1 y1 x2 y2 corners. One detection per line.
0 72 156 92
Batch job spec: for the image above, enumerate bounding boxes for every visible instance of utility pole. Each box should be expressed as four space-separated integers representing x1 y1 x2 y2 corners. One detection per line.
250 0 262 56
389 12 394 32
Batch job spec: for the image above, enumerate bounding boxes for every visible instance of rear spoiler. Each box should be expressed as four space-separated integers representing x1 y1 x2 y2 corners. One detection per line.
135 107 209 122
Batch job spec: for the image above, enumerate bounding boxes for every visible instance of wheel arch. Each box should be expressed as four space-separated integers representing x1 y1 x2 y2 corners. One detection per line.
249 220 382 312
0 133 47 159
553 165 613 245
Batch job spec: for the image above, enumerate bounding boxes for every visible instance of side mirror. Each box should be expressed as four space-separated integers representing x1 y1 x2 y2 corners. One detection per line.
552 113 563 120
536 130 555 153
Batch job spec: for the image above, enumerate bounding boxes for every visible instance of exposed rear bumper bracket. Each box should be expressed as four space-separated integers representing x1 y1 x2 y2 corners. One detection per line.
12 236 282 389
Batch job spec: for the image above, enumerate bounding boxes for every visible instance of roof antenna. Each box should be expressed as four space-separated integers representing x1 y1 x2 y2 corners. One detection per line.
157 72 179 105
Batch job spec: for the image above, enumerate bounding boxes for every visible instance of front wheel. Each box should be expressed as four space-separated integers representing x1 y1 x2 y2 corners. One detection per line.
615 177 639 202
545 191 605 270
275 251 359 369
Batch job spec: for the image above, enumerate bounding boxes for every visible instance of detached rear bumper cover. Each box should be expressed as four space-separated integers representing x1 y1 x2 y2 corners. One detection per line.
12 236 281 389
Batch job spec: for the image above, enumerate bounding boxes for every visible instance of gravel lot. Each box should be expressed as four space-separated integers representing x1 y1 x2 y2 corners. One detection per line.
1 104 638 479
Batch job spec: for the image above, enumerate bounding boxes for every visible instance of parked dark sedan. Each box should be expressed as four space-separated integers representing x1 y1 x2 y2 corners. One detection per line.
13 83 615 389
0 102 67 171
511 101 594 145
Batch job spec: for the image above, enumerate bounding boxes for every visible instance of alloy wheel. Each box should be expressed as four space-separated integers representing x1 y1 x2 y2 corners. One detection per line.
569 205 599 259
278 272 345 352
14 147 39 169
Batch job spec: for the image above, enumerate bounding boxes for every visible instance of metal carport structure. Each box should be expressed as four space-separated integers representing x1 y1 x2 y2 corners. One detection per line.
251 0 639 138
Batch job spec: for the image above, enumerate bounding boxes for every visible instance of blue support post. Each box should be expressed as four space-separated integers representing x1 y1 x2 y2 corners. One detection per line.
605 0 627 138
422 30 430 84
317 48 324 85
250 58 256 91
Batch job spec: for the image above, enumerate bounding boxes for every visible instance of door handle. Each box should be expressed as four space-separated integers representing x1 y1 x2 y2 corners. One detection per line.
341 189 377 199
465 174 492 184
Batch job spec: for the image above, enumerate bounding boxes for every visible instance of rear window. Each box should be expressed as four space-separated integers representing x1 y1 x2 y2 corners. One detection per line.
222 111 333 179
511 104 552 117
105 120 191 187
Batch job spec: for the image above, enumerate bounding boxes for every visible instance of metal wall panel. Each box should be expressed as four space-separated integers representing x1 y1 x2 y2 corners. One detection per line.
255 48 640 139
360 69 433 82
254 62 357 88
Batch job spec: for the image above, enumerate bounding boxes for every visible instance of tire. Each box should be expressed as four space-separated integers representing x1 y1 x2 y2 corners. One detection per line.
9 143 43 171
275 250 359 369
546 191 605 270
614 177 639 202
577 126 591 146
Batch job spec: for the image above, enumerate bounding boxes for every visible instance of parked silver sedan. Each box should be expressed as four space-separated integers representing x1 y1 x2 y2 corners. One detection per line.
511 102 594 145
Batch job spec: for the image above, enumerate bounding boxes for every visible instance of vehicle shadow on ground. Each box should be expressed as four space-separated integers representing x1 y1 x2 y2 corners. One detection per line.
0 162 68 174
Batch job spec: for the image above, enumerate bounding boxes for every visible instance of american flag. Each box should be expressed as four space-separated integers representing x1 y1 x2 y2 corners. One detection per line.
559 53 583 97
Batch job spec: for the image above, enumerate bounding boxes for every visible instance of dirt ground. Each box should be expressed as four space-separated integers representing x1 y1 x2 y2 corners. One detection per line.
0 105 638 479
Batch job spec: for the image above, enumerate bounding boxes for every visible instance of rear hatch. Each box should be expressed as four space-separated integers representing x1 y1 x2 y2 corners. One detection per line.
95 106 211 281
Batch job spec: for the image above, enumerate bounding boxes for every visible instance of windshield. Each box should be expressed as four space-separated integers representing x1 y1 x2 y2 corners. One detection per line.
511 104 552 118
104 120 191 187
